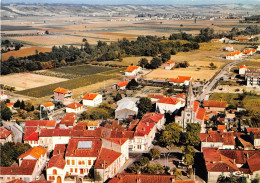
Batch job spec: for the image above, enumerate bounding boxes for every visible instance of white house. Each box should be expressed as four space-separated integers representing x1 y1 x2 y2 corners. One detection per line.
225 45 234 52
125 66 142 76
0 91 8 101
65 102 83 113
46 155 66 183
82 93 102 107
114 81 129 90
243 49 256 56
226 51 243 60
169 76 193 86
86 121 99 130
156 97 185 114
42 102 55 112
161 60 175 70
115 98 138 120
239 65 249 75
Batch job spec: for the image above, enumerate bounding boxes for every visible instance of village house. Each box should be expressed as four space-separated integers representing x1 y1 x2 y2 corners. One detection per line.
203 100 227 113
114 81 128 90
124 65 142 76
59 113 77 129
46 155 66 183
82 93 102 107
169 76 193 86
161 60 175 70
147 94 165 103
200 131 236 151
65 102 83 113
6 103 14 111
86 121 99 130
243 49 256 56
248 128 260 149
53 88 72 102
41 102 55 112
0 146 47 183
226 51 243 60
141 112 165 130
0 91 8 101
0 126 13 144
225 45 234 52
203 147 260 183
245 70 260 87
115 98 138 120
156 97 185 114
239 65 249 75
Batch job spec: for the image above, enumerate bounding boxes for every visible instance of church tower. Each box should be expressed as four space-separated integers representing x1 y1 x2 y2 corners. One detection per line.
181 81 195 130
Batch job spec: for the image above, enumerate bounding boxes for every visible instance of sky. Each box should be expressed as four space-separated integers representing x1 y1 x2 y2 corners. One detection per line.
3 0 260 5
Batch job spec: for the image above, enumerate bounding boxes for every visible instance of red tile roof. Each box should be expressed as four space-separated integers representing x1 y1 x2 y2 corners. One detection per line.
169 76 192 83
103 138 128 145
23 127 38 141
40 129 72 137
0 160 37 175
203 100 227 108
218 125 226 130
95 148 122 169
157 97 180 105
165 60 175 64
141 113 164 124
0 127 12 139
128 119 140 131
176 93 186 99
43 102 54 107
7 180 27 183
239 65 248 69
196 107 206 120
53 88 69 94
246 127 260 133
65 138 102 157
25 120 56 127
47 155 66 169
200 132 235 145
147 94 165 100
18 146 47 159
108 173 178 183
83 93 98 100
125 66 140 72
53 144 66 156
60 112 77 126
66 102 83 109
226 51 242 56
110 130 135 139
135 120 155 136
193 101 200 113
117 81 129 87
6 103 14 107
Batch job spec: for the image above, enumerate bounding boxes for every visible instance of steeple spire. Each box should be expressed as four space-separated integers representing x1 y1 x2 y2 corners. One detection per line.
186 81 194 109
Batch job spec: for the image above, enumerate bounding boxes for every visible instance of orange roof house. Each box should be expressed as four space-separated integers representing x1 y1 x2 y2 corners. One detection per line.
125 66 140 72
18 146 47 160
83 93 98 100
66 102 83 109
115 81 129 90
53 87 71 101
125 65 141 77
53 88 69 94
43 102 54 108
203 100 227 113
169 76 193 86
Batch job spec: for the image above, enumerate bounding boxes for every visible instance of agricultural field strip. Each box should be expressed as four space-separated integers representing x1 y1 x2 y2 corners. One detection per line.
15 68 123 98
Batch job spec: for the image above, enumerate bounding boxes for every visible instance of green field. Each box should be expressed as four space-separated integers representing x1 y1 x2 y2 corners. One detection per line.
35 64 115 79
16 68 123 98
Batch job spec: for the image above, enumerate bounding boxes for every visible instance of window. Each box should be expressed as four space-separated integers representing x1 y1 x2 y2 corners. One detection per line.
78 161 81 165
49 176 55 180
72 160 75 165
53 169 57 175
137 145 141 149
67 160 70 165
70 168 73 173
88 160 91 165
82 161 85 165
75 168 78 173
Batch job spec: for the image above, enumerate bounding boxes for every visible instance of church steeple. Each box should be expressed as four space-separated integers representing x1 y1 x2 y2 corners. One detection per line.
186 81 194 109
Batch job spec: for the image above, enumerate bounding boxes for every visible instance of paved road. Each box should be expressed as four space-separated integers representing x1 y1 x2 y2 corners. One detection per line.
197 59 243 101
2 121 23 143
118 153 143 173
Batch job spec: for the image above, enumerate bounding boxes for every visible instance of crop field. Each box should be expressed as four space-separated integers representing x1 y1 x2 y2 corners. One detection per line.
239 56 260 67
10 35 85 46
34 64 115 79
15 68 123 98
1 73 68 91
1 46 52 61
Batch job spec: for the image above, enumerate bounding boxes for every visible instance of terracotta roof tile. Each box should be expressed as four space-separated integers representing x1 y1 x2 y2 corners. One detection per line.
60 113 77 126
0 160 37 175
43 102 54 107
125 66 140 72
53 144 66 156
169 76 192 83
6 103 14 107
53 88 69 94
7 180 27 183
157 97 180 105
117 81 128 87
196 107 206 120
66 102 83 109
103 138 128 145
47 155 66 169
147 94 165 100
95 148 122 169
40 129 72 137
23 127 38 141
83 93 98 100
203 100 227 108
0 127 12 139
18 146 47 159
25 120 56 127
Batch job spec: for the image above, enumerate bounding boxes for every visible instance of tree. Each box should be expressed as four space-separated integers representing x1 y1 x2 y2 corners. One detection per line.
161 52 171 63
139 58 149 68
1 106 12 121
25 103 33 112
139 157 150 167
45 30 49 34
183 153 194 166
159 122 182 147
173 168 182 178
138 97 152 117
114 93 122 102
126 79 139 90
20 100 25 110
150 57 162 69
148 148 160 160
